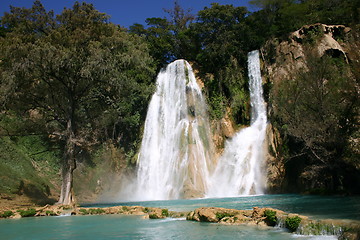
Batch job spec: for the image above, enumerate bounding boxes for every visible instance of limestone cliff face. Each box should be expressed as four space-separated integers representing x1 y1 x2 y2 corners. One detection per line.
211 107 236 158
264 23 352 85
262 23 360 192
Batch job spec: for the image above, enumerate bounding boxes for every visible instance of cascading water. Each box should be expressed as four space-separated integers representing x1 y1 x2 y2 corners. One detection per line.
132 59 214 201
206 50 267 197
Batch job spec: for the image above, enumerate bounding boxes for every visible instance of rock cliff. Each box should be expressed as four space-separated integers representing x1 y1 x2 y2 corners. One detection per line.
262 23 360 193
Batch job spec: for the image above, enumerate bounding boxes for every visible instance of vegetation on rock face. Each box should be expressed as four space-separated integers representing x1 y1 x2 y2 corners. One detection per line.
264 209 277 226
17 208 37 217
161 209 169 217
215 212 235 220
88 208 105 215
149 213 160 219
271 49 360 193
285 215 302 232
0 210 13 218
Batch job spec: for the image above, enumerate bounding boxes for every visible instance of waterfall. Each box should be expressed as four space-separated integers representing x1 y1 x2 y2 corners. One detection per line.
132 59 214 201
206 50 267 197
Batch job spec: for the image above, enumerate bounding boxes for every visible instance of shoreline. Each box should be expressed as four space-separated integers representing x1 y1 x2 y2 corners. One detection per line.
1 204 359 239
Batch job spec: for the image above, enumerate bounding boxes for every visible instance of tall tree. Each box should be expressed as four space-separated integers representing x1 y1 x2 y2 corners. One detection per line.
191 3 249 72
129 1 195 69
0 1 155 205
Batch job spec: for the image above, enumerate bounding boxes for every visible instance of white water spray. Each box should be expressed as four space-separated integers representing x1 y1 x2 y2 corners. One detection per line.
131 60 214 201
206 50 267 197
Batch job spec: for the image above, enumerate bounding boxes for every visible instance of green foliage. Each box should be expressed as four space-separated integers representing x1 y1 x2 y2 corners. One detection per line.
0 134 59 202
264 210 277 226
122 206 129 211
207 93 226 120
203 57 249 124
271 52 358 192
0 0 358 203
215 212 234 220
285 216 302 232
18 208 37 217
79 209 89 215
143 207 149 213
149 213 160 219
129 1 195 69
0 1 155 203
192 3 250 72
161 209 169 217
249 0 358 41
302 25 324 45
88 208 105 215
0 210 14 218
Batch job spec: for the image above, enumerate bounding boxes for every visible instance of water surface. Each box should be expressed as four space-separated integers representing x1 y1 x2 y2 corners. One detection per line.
90 194 360 220
0 214 336 240
1 194 358 240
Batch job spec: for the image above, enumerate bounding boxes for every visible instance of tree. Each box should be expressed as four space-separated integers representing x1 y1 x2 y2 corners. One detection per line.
0 1 155 205
164 0 195 59
191 3 249 72
272 52 358 191
129 1 195 69
187 3 251 121
130 17 174 68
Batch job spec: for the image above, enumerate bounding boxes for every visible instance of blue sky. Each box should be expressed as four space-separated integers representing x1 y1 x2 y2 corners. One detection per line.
0 0 256 28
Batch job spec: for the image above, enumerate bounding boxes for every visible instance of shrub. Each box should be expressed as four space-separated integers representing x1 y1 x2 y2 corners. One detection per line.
0 210 13 218
285 216 302 232
264 209 277 226
215 212 234 220
149 214 159 219
143 207 149 213
88 208 105 215
79 209 89 215
122 206 129 211
161 209 169 217
18 208 36 217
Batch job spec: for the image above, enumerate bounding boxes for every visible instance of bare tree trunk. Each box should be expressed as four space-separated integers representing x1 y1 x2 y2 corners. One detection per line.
57 118 76 205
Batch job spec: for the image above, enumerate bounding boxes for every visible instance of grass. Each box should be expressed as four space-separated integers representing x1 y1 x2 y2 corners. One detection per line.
0 136 60 200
